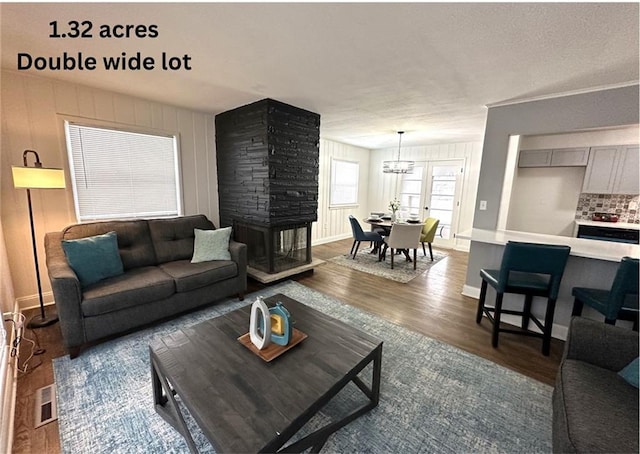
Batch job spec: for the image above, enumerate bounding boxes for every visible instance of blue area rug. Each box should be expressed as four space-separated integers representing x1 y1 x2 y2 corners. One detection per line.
54 281 552 453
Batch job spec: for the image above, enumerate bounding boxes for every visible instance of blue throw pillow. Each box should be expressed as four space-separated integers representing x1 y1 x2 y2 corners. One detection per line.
618 357 639 388
62 231 124 287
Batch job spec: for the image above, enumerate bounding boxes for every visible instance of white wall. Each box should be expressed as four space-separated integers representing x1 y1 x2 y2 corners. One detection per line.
506 166 585 236
1 70 217 309
368 142 482 250
314 139 371 244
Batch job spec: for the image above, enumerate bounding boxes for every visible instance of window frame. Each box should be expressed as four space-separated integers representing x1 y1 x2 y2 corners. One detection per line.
63 118 184 222
329 158 360 208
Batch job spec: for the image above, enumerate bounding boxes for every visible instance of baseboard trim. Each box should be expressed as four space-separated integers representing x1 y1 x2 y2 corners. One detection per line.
462 284 480 299
1 300 20 453
461 285 568 341
16 291 54 312
312 233 352 246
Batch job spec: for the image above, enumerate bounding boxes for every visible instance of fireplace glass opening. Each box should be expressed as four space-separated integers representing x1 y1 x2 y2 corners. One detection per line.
234 222 312 274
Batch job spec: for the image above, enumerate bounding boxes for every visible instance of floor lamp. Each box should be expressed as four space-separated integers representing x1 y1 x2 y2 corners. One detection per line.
12 150 66 328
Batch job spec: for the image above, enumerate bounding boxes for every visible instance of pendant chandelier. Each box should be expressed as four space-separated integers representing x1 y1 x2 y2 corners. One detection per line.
383 131 414 174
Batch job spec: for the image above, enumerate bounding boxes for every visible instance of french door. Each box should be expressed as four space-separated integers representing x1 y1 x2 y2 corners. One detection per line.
400 159 464 248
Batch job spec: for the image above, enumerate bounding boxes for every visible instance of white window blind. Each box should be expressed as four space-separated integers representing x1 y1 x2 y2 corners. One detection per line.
330 159 359 206
65 122 181 221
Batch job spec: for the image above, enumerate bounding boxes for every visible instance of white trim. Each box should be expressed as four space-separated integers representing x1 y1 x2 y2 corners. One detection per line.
1 300 20 453
312 232 352 246
16 291 54 312
462 284 481 299
486 81 639 109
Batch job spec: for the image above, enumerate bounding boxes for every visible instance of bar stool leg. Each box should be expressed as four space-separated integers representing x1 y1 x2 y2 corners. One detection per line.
476 280 488 324
542 298 557 356
522 294 533 330
492 293 504 348
571 298 584 317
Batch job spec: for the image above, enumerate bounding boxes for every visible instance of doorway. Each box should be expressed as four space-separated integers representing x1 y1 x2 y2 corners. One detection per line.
400 159 464 248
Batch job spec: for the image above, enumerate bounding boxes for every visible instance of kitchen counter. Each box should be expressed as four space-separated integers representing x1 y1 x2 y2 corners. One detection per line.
458 228 639 261
460 228 639 340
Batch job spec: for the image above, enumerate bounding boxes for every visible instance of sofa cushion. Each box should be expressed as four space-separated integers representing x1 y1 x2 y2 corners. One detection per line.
159 260 238 293
148 215 215 264
63 220 156 270
62 231 124 287
558 359 639 453
81 267 175 317
191 227 232 262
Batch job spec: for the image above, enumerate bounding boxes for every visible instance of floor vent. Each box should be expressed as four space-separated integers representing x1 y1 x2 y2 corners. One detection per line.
34 384 57 428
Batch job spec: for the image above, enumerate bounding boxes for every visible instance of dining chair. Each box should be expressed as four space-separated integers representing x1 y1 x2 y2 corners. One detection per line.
571 256 639 330
379 223 423 270
348 215 384 259
420 218 440 261
476 241 571 356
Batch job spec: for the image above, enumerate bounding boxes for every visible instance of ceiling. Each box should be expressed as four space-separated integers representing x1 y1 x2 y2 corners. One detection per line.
1 3 638 149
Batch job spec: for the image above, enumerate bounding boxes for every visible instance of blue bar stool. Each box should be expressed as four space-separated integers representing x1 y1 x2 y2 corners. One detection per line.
571 256 639 330
476 241 571 356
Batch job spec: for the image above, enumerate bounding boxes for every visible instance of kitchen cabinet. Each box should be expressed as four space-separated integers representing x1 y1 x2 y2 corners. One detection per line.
582 145 639 194
518 149 551 167
550 148 590 166
518 147 589 167
613 145 639 194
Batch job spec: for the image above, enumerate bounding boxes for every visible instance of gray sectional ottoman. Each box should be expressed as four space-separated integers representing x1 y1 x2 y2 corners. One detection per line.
553 317 639 453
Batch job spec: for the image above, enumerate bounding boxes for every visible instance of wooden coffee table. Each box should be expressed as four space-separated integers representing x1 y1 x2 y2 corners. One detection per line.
149 294 383 453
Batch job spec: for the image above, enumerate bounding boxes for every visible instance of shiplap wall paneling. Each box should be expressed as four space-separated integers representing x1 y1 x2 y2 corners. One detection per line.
368 142 482 250
1 71 216 308
314 139 371 245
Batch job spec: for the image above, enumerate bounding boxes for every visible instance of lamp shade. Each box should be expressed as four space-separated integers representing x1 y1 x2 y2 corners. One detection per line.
12 166 66 189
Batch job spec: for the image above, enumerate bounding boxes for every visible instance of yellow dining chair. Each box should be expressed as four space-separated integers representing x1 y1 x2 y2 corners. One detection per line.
420 218 439 261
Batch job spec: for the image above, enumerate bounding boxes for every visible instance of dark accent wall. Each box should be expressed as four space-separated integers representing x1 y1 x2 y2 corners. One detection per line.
215 98 320 228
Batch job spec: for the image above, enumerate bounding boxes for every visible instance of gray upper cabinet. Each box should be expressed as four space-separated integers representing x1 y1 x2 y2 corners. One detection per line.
612 145 639 194
550 148 590 166
518 149 552 167
582 145 639 194
518 147 589 168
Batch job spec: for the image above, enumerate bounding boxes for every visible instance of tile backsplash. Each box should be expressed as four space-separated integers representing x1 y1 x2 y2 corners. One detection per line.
575 193 639 223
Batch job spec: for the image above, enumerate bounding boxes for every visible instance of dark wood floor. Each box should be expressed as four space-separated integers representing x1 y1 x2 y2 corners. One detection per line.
12 238 563 453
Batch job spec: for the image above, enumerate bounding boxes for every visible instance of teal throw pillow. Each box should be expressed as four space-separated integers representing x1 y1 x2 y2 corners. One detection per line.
191 227 232 263
62 231 124 287
618 357 639 388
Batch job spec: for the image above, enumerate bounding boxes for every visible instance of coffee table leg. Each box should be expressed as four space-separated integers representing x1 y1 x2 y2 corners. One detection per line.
276 344 383 453
150 352 199 453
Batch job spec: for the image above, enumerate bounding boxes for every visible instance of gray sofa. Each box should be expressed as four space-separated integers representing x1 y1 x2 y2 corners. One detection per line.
553 317 638 453
45 215 247 358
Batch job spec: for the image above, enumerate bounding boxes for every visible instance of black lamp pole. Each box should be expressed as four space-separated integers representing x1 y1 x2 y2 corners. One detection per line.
23 150 59 328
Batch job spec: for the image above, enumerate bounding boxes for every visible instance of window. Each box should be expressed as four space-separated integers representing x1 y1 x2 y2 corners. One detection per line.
400 164 424 216
330 159 359 207
65 121 182 221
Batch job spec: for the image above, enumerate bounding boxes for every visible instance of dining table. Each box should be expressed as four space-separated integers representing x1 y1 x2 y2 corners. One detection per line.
363 217 425 261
